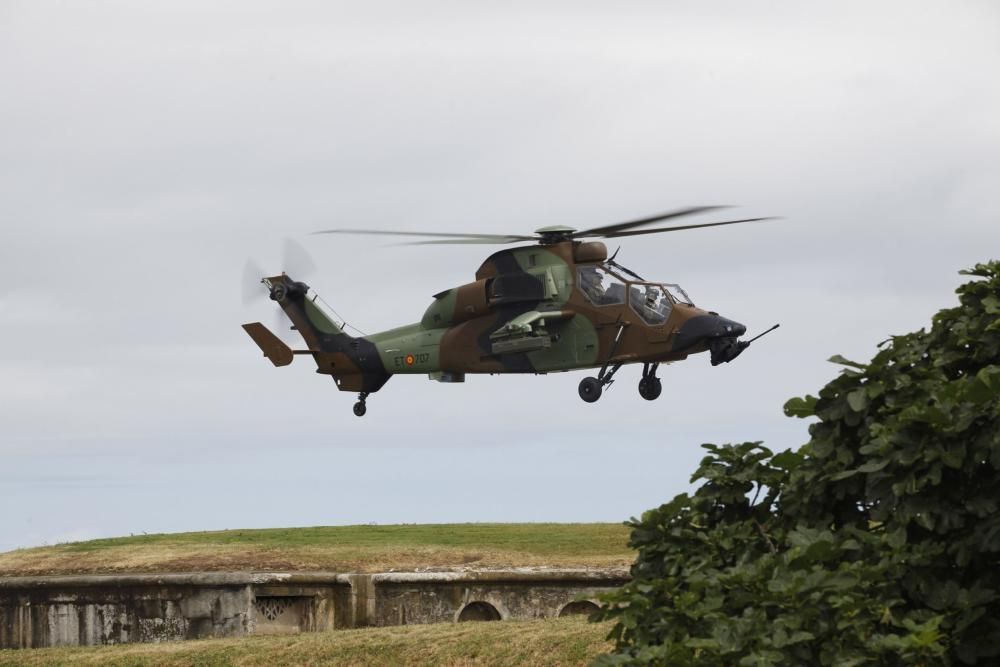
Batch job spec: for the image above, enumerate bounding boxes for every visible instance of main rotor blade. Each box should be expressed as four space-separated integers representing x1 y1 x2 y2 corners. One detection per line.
575 206 729 238
394 237 531 246
312 228 533 243
599 216 778 239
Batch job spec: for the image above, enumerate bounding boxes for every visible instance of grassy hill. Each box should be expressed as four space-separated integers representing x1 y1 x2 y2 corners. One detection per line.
0 523 632 576
0 617 613 666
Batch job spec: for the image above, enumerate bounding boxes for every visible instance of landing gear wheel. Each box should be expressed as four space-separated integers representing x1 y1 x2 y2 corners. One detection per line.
578 377 603 403
352 392 370 417
638 377 662 401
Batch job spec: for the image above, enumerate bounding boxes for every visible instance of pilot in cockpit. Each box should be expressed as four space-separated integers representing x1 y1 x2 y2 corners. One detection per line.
579 267 605 304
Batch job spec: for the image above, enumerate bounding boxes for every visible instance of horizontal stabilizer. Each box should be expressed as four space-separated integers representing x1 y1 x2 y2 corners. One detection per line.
242 322 293 367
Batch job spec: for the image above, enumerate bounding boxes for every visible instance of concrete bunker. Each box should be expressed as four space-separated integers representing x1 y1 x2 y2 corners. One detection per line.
457 601 502 622
1 570 629 648
558 600 599 617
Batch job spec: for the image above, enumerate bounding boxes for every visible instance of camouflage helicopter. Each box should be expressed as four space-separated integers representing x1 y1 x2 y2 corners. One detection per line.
242 206 779 417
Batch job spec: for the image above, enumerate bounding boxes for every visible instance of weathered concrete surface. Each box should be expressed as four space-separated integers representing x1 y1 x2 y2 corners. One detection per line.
368 570 628 627
0 585 255 648
0 569 627 649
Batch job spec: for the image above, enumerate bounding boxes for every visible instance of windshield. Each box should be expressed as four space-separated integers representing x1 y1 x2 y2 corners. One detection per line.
598 261 694 306
629 284 672 325
663 283 693 305
576 263 694 323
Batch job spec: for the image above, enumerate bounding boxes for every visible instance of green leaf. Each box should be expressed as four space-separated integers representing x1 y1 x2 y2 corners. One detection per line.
940 443 965 469
976 365 1000 392
770 449 803 471
847 389 868 412
886 526 907 548
783 395 818 418
866 382 886 399
828 354 867 369
857 459 890 473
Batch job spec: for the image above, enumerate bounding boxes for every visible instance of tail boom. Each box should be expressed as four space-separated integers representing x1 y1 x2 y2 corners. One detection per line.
261 274 391 393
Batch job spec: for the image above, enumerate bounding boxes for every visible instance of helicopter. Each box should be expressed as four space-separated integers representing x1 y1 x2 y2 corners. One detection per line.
242 206 779 417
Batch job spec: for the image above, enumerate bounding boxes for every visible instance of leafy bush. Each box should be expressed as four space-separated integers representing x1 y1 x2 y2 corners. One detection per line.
595 262 1000 666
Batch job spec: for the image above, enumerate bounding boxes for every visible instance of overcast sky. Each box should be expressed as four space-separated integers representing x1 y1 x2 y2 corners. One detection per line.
1 1 998 553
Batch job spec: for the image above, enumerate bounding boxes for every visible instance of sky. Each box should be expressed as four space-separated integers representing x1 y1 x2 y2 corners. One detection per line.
1 1 998 552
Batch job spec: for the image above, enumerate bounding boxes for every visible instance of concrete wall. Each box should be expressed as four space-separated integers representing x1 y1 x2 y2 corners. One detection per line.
0 573 344 649
0 570 627 650
367 571 624 627
0 585 254 648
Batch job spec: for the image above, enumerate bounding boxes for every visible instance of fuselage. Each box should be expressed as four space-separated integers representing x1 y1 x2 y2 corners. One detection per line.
361 240 727 379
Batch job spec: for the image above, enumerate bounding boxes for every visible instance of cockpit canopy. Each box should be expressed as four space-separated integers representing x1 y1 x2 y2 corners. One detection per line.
577 264 693 326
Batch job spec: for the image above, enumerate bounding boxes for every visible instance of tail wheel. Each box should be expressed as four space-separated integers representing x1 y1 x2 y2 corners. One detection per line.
578 377 603 403
353 401 367 417
638 377 662 401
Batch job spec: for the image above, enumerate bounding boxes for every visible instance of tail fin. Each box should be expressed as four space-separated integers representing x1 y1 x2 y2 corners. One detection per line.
242 322 293 366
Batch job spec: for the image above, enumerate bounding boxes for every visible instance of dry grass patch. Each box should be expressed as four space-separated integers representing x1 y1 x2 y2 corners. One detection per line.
0 524 632 576
0 617 614 666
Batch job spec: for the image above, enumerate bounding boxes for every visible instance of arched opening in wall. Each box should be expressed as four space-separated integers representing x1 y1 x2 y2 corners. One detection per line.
457 601 501 622
559 600 599 617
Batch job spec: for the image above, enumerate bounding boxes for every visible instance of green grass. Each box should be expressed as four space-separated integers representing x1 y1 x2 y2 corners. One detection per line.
57 523 625 552
0 524 632 576
0 617 614 666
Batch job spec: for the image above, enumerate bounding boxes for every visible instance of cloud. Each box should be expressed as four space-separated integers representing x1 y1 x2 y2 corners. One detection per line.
1 0 998 549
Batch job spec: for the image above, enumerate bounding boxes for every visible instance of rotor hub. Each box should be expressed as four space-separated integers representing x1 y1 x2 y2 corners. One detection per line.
534 225 577 244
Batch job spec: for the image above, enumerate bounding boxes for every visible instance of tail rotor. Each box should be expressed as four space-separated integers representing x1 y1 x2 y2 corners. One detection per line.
241 238 317 341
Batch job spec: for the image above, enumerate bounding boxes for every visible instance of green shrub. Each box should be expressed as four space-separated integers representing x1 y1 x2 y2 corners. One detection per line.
595 262 1000 666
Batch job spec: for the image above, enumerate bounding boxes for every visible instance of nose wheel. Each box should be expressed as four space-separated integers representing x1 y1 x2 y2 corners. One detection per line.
353 392 369 417
639 363 662 401
638 377 662 400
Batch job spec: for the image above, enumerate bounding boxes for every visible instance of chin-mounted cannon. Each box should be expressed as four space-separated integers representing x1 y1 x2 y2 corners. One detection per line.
710 323 780 366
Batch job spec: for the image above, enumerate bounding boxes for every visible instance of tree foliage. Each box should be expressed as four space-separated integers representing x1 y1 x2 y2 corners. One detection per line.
595 262 1000 666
